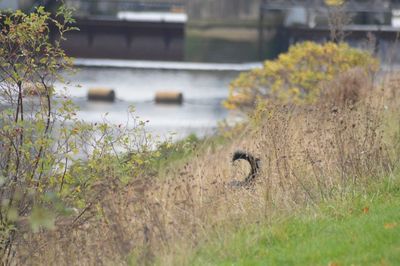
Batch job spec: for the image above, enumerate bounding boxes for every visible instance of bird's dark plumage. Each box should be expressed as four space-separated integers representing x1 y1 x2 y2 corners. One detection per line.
229 151 260 188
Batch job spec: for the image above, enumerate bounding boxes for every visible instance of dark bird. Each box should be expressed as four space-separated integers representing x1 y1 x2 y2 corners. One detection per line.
229 151 260 188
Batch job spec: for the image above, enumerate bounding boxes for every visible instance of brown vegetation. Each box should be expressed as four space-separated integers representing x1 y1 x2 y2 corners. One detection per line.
17 69 400 265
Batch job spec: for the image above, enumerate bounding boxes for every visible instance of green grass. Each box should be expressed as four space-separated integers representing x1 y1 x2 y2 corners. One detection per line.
190 180 400 266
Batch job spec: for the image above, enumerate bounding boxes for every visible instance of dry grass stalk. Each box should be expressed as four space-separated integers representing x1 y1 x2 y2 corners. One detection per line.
16 72 400 265
327 4 352 43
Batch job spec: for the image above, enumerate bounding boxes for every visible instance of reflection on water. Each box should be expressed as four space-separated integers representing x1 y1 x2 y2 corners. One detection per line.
55 61 246 140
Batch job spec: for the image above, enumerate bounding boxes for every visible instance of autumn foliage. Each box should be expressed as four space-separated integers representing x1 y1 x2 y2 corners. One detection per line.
224 42 379 110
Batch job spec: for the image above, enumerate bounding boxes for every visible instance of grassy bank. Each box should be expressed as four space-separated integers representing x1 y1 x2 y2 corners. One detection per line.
8 35 400 264
22 72 400 264
190 178 400 265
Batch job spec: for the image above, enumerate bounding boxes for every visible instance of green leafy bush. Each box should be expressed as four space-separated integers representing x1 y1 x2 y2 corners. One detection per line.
0 8 76 262
0 7 154 264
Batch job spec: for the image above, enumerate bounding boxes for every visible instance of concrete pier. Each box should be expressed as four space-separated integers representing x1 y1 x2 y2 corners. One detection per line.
60 12 186 61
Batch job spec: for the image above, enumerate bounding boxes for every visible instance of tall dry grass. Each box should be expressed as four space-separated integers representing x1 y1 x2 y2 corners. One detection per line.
17 70 400 265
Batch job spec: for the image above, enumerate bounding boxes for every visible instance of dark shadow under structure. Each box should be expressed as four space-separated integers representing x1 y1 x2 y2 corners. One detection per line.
60 17 185 61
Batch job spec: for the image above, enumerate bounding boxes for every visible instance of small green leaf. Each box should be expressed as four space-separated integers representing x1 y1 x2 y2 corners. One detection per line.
29 206 56 233
7 208 19 222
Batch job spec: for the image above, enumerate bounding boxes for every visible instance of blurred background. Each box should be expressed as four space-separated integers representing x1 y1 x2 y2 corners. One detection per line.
2 0 400 62
1 0 400 140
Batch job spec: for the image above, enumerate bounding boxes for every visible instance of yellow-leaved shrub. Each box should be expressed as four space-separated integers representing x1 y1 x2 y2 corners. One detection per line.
325 0 345 6
224 42 379 111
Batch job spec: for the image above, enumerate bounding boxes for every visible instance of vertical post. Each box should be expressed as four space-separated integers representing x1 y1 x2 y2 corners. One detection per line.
258 1 265 61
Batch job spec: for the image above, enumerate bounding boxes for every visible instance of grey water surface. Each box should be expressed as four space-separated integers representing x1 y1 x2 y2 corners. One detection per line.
55 60 259 141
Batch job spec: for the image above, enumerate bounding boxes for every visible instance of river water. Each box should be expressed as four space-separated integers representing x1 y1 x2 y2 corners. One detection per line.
55 59 261 140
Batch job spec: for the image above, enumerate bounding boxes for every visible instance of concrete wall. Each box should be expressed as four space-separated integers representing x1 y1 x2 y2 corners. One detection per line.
61 18 185 61
186 0 261 21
